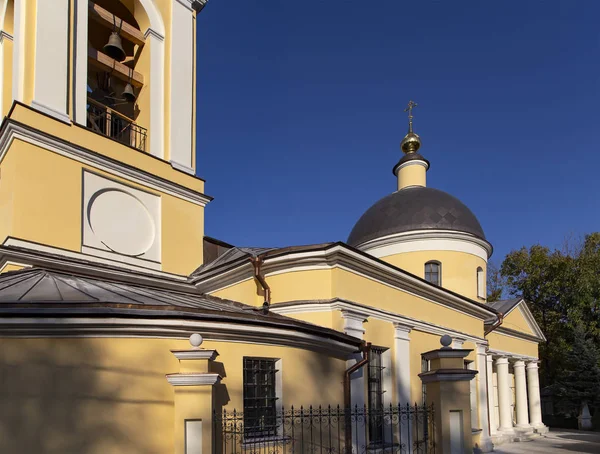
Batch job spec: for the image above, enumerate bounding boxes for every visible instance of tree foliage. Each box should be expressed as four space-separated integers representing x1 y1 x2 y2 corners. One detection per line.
499 233 600 414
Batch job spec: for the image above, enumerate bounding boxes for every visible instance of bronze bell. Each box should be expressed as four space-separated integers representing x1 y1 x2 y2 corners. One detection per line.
103 31 126 62
122 83 136 103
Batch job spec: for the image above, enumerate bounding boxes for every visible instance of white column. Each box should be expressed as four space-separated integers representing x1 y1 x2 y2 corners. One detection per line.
341 310 367 454
476 345 493 451
74 0 89 125
12 0 26 103
145 29 165 159
169 0 195 173
486 355 497 435
32 0 70 122
393 323 412 405
452 337 466 349
513 360 530 428
495 357 514 433
526 361 544 429
341 310 367 409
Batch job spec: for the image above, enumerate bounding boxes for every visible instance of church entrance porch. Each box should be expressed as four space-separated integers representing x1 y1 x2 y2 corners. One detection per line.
487 354 548 447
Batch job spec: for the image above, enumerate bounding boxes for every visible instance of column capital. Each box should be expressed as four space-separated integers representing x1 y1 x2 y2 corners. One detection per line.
526 360 540 369
393 322 412 340
475 343 488 355
513 359 526 369
495 356 509 366
341 310 367 338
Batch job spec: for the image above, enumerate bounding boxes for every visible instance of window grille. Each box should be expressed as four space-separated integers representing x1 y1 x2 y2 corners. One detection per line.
243 357 278 438
368 348 386 445
424 261 441 286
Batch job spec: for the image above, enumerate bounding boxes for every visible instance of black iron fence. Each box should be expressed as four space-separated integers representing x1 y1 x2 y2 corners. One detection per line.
214 404 435 454
86 99 147 152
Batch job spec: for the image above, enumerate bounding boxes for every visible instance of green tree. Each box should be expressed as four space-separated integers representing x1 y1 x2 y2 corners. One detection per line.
486 260 504 302
550 324 600 417
499 233 600 410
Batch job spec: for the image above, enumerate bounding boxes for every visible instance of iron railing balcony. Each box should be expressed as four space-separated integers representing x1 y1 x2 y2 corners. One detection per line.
86 98 147 152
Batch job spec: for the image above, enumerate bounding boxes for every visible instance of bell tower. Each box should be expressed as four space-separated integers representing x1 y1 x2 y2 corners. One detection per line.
0 0 211 276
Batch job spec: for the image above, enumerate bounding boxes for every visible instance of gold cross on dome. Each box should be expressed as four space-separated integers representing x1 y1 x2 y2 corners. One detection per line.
404 100 418 132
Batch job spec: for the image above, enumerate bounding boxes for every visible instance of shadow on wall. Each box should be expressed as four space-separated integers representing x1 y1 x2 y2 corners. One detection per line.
0 338 177 454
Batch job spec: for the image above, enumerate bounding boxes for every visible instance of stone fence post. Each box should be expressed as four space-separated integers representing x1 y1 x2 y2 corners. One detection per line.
167 334 221 454
419 335 477 454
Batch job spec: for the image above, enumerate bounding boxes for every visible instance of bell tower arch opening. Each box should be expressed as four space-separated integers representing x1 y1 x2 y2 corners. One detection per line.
75 0 165 158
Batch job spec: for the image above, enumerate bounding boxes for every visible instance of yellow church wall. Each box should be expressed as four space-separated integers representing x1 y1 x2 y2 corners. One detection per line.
211 278 260 306
269 269 334 303
7 106 206 194
0 335 348 453
501 308 535 336
22 0 36 105
0 337 185 454
1 138 204 275
133 28 151 140
202 340 347 409
282 311 336 330
332 268 484 337
486 332 538 358
382 250 486 301
409 330 444 403
0 262 28 273
363 317 394 350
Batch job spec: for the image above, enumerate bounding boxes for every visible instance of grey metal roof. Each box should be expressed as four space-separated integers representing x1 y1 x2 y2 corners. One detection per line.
192 246 275 276
488 298 522 315
0 268 363 348
347 187 486 247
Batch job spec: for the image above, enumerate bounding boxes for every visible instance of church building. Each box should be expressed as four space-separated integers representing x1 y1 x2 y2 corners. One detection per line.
0 1 547 453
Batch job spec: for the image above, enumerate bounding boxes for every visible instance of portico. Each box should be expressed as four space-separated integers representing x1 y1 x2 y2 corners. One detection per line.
487 352 548 444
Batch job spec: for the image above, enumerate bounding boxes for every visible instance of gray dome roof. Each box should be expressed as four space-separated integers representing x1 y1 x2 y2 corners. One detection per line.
347 187 486 247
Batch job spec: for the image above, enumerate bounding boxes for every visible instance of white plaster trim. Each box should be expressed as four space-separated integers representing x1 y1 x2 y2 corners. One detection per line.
12 0 26 102
146 31 165 159
488 348 537 362
0 123 211 206
171 349 219 360
270 299 487 344
30 101 71 124
171 160 195 175
360 230 491 262
33 0 70 121
74 0 88 126
166 373 221 386
4 238 172 277
174 0 195 12
489 327 541 345
0 317 360 359
0 30 12 41
420 372 477 383
144 28 165 41
0 260 32 273
397 159 429 171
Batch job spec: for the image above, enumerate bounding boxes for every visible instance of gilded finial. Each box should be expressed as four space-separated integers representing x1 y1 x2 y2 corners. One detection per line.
400 100 421 154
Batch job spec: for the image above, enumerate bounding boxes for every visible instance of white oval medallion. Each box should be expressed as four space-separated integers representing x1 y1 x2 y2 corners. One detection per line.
88 189 155 257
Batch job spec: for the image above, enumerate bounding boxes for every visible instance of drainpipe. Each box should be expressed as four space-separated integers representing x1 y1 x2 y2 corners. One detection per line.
250 256 271 314
484 312 504 336
343 341 371 453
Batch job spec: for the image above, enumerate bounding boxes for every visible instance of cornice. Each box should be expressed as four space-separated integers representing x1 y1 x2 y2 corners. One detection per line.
0 120 212 207
493 326 544 344
270 298 487 344
196 244 496 320
357 229 493 260
0 316 359 360
166 373 221 386
170 349 219 361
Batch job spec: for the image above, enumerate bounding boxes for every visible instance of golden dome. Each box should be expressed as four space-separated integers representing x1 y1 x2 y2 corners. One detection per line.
401 131 421 154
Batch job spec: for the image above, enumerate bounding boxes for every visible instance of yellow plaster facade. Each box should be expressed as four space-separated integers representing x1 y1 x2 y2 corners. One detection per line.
0 2 547 453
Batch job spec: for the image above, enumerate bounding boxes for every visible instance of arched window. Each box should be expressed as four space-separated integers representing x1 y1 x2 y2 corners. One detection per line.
424 261 441 286
477 267 485 299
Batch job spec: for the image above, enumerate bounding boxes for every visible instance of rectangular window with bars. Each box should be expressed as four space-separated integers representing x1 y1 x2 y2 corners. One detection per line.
243 357 279 438
368 348 386 445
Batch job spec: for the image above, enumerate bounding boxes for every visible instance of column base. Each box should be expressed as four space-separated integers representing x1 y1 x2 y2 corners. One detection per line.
532 423 549 435
474 436 494 453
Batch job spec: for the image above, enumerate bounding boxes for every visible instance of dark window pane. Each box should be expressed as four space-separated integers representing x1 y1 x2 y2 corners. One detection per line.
243 357 279 438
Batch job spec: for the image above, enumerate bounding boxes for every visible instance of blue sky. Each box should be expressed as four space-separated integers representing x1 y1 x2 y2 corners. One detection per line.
196 0 600 265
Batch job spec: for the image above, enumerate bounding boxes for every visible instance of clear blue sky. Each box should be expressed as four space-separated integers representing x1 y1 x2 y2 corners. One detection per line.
196 0 600 264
